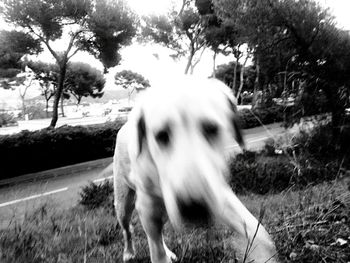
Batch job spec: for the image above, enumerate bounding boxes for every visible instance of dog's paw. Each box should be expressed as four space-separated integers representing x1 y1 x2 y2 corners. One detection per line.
123 251 135 262
165 248 177 262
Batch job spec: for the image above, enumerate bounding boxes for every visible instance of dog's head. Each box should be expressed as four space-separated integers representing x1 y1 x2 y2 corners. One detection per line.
131 76 245 227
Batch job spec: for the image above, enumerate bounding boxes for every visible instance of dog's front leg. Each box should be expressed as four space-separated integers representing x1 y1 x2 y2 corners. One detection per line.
136 192 176 263
219 188 278 263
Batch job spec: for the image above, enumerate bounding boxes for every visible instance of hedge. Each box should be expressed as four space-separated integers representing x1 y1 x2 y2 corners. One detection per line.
229 122 350 194
238 105 286 129
0 106 287 179
228 150 340 194
0 119 124 179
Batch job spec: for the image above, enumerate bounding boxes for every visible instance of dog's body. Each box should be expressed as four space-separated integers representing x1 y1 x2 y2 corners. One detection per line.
113 77 277 263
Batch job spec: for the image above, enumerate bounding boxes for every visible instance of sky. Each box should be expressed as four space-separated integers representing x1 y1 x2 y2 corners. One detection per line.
320 0 350 30
1 0 350 108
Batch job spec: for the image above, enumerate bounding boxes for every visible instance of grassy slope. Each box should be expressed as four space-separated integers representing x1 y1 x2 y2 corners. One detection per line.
0 178 349 263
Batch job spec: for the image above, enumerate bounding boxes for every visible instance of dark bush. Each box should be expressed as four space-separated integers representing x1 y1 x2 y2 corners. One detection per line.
229 122 350 194
293 123 350 166
79 181 114 212
0 119 124 179
238 105 285 129
229 151 294 194
229 149 342 195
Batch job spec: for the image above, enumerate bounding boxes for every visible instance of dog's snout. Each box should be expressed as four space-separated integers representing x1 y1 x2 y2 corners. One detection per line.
176 197 211 225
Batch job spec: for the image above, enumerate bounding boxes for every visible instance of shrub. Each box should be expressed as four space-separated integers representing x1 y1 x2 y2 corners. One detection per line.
79 181 114 212
229 128 345 195
293 123 350 166
238 105 285 129
0 119 125 179
0 112 17 127
24 103 50 120
229 151 295 194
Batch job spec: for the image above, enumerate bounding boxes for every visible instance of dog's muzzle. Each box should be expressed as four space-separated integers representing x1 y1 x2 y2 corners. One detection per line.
176 197 212 225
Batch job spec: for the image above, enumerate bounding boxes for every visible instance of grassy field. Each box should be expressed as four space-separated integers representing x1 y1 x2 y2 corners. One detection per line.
0 177 348 263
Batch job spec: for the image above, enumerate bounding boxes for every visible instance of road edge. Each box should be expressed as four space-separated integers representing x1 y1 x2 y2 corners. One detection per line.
0 157 113 188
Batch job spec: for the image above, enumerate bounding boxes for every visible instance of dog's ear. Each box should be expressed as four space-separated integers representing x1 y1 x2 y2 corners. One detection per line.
227 98 246 150
137 112 147 156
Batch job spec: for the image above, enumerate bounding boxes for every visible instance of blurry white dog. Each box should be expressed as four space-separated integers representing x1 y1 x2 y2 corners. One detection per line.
113 77 278 263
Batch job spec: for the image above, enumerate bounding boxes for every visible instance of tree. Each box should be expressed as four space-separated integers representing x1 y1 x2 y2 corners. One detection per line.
215 61 255 104
2 0 137 128
65 62 105 105
215 62 242 89
177 6 206 74
214 0 350 136
16 67 37 118
141 2 206 74
28 61 58 117
141 14 184 55
198 0 253 100
115 70 150 103
0 30 41 88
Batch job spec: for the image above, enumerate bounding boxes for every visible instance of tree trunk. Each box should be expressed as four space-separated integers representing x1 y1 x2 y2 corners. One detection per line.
185 48 194 75
49 63 67 128
60 93 65 117
45 100 49 118
252 60 260 109
236 53 250 104
325 86 344 140
212 51 217 78
19 84 30 119
21 96 26 119
232 59 238 94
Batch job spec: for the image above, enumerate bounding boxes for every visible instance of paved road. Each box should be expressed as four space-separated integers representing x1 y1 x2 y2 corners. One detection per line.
0 122 289 229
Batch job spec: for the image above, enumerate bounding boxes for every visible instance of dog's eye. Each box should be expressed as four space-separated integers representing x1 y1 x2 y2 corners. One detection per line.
155 129 171 147
202 121 219 142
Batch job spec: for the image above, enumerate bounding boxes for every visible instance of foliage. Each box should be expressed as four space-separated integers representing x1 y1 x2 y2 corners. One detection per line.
79 0 138 71
2 0 137 127
238 106 286 129
65 62 106 104
215 61 252 94
229 151 293 194
230 121 350 195
0 112 17 127
114 70 150 91
141 3 206 74
141 14 183 54
0 105 288 178
0 30 41 88
0 119 125 178
79 181 114 212
229 149 340 195
19 103 48 120
27 61 58 116
276 122 350 169
213 0 350 131
28 61 105 108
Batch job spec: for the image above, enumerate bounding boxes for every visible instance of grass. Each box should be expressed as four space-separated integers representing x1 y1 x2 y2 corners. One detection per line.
0 178 349 263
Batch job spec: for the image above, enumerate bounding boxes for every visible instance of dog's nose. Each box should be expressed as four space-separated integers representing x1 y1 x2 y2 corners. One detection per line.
176 197 211 225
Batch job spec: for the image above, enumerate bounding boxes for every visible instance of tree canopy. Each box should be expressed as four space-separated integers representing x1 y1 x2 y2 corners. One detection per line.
141 2 207 74
2 0 137 127
65 62 105 105
115 70 150 91
211 0 350 134
0 30 41 87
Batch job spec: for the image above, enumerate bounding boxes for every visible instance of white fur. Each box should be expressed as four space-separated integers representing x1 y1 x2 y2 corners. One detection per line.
113 76 278 263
